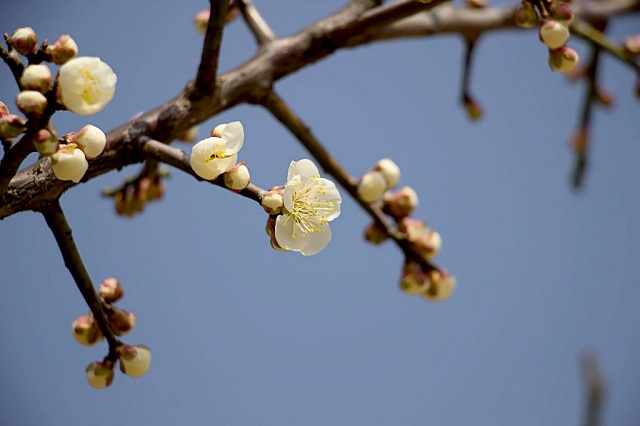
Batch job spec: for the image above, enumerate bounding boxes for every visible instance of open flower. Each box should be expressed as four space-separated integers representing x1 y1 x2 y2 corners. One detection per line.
57 57 117 115
51 144 88 183
190 121 244 180
275 159 342 256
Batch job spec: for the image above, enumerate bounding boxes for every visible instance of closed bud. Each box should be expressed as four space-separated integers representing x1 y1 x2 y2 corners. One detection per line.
86 360 115 389
223 162 250 191
624 35 640 54
0 114 27 138
0 101 9 117
374 158 401 189
9 27 38 56
364 222 388 245
20 64 52 93
549 2 574 24
194 10 210 34
176 125 198 142
383 186 419 219
423 270 456 301
548 46 579 73
72 315 103 346
399 261 430 295
398 217 427 241
45 34 78 65
147 177 165 201
69 124 106 158
262 189 285 215
106 307 136 336
357 171 386 203
51 144 89 183
410 229 442 260
33 129 59 156
117 344 151 378
15 90 47 116
539 20 570 49
515 1 538 28
98 277 123 303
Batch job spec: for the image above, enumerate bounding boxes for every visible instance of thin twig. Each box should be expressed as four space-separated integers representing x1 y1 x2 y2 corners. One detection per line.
581 353 605 426
235 0 276 46
0 34 24 86
42 200 119 356
140 138 265 202
194 0 230 95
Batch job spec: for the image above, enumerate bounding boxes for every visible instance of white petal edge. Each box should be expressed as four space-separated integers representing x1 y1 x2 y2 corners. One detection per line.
287 159 319 182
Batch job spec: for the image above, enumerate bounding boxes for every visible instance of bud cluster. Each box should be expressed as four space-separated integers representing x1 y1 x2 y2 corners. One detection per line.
113 174 165 217
400 260 456 301
357 158 401 203
71 278 151 388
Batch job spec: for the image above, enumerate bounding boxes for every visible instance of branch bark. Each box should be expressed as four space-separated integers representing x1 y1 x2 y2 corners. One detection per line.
194 0 230 95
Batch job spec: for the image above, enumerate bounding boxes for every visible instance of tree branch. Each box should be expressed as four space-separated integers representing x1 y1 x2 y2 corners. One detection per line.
194 0 230 95
235 0 276 46
0 134 35 195
42 200 119 355
0 34 25 86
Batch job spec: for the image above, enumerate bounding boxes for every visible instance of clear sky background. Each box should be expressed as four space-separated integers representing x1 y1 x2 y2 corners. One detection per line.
1 1 639 425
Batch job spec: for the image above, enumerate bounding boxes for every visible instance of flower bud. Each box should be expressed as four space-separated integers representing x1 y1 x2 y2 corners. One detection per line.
106 307 136 336
72 315 103 346
410 229 442 260
539 20 570 49
463 95 483 121
223 162 250 191
194 10 210 34
0 101 9 117
594 88 614 108
515 1 538 28
262 189 284 215
549 2 574 25
467 0 485 8
383 186 419 219
51 144 89 183
423 270 456 301
33 129 59 156
374 158 401 189
548 46 579 73
86 361 115 389
117 344 151 378
357 171 386 203
9 27 37 56
624 35 640 54
177 125 199 142
364 222 388 245
20 64 52 93
98 277 124 303
15 90 47 116
45 34 78 65
0 114 27 138
399 261 430 295
69 124 106 158
397 217 427 240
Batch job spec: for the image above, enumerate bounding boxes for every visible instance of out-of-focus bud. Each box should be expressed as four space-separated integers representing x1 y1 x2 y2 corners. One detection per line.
106 307 136 336
539 20 570 49
15 90 47 116
99 277 123 303
223 162 250 191
20 64 52 93
423 270 456 301
72 315 103 346
399 261 430 295
364 222 388 245
410 229 442 260
515 1 538 28
548 46 579 73
383 186 419 219
265 216 289 252
69 124 106 158
0 102 9 117
262 188 284 215
549 2 574 24
463 95 483 121
467 0 486 8
624 35 640 54
45 34 78 65
146 177 165 201
373 158 400 189
570 128 588 154
194 10 210 34
357 170 386 203
594 88 614 108
117 344 151 378
9 27 38 56
567 66 587 82
176 125 199 142
0 114 27 138
397 217 427 240
33 129 59 156
86 360 115 389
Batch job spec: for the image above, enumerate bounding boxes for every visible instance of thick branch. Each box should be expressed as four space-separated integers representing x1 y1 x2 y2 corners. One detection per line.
42 200 118 353
194 0 230 94
236 0 276 46
0 135 35 195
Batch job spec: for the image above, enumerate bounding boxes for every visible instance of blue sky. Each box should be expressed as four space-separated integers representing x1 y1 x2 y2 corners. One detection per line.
1 1 639 425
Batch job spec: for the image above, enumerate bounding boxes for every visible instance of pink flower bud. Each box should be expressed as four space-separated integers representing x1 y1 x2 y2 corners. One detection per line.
549 2 574 24
33 129 59 156
106 307 136 336
399 261 430 295
0 114 27 138
194 10 210 35
548 46 579 73
98 277 124 303
364 222 388 245
9 27 37 56
383 186 419 219
72 315 103 346
15 90 47 116
45 34 78 65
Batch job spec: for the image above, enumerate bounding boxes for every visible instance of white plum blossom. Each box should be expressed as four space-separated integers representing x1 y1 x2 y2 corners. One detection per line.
57 57 117 115
275 159 342 256
190 121 244 180
73 124 106 158
51 144 88 183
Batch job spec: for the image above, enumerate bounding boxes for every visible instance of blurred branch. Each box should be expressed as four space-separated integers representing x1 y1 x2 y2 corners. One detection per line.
235 0 276 46
581 353 606 426
194 0 230 95
42 200 119 356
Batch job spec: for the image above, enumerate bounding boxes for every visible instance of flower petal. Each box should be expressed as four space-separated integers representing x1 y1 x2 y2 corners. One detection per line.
220 121 244 152
317 178 342 221
299 223 332 256
287 158 318 182
275 215 302 252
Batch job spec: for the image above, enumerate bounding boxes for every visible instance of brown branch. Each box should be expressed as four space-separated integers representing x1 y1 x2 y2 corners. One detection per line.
581 353 606 426
42 200 119 355
0 134 35 195
194 0 230 95
236 0 276 46
0 33 25 86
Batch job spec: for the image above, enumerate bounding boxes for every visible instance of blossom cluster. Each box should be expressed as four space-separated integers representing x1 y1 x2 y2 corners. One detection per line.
0 27 117 184
71 277 151 388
